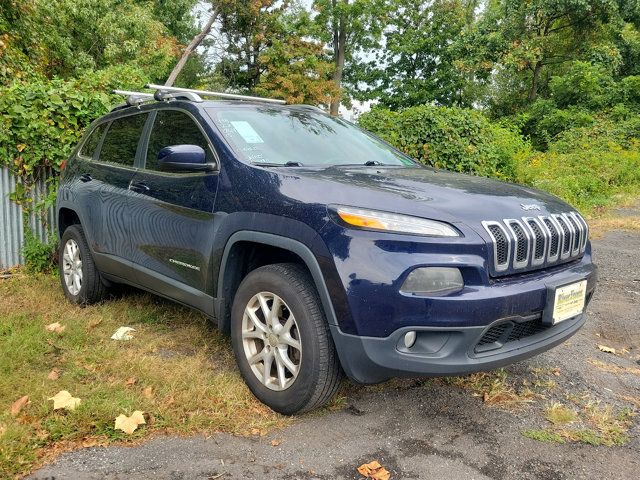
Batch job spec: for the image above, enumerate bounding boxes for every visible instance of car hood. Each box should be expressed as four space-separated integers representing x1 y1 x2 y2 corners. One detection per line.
279 165 573 225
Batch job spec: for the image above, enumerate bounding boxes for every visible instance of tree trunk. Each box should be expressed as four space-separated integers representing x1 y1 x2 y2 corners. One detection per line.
528 61 542 103
165 9 219 87
330 11 347 116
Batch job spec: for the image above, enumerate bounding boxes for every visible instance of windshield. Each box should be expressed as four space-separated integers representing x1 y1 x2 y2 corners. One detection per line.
206 106 415 167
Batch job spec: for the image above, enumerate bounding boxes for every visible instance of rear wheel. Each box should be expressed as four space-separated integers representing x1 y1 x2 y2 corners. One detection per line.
231 263 342 415
59 225 108 305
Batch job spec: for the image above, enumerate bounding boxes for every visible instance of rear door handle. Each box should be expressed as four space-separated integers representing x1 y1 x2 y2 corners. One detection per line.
79 173 92 183
129 182 150 194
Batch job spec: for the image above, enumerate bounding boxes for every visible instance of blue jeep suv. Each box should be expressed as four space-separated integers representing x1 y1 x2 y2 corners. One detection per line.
57 86 597 414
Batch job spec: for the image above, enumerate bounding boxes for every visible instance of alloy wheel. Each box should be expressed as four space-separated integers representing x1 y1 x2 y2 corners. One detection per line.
241 291 302 391
62 239 82 296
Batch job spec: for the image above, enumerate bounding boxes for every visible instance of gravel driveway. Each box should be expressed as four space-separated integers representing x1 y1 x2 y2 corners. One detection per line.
30 224 640 480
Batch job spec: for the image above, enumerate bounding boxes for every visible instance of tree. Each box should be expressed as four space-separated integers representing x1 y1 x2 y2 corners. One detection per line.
311 0 385 115
352 0 476 109
0 0 197 85
483 0 617 113
165 7 220 86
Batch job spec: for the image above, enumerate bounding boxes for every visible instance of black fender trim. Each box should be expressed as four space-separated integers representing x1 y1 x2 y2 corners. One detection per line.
216 231 339 333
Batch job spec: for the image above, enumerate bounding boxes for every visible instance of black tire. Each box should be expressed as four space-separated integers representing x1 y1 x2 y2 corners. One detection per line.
231 263 342 415
58 224 108 305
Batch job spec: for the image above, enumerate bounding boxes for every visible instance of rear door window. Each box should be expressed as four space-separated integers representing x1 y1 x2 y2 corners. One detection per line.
79 123 107 159
98 113 148 166
145 110 213 171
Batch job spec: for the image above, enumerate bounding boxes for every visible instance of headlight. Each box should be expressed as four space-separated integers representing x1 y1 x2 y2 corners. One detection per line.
401 267 464 295
334 206 459 237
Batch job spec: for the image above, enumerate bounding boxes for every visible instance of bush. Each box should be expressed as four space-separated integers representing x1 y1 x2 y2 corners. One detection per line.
513 141 640 213
358 105 530 179
22 231 57 273
0 65 148 177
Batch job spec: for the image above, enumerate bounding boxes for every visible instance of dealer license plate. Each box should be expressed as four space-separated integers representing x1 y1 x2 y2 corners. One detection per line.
551 280 587 324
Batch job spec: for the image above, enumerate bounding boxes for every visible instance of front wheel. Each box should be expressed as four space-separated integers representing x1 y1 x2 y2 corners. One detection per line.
231 263 342 415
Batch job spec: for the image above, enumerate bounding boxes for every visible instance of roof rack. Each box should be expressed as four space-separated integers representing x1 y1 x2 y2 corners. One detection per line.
113 89 203 109
113 85 287 110
145 84 287 105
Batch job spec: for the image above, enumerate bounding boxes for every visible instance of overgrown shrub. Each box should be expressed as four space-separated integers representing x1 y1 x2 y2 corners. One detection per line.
358 105 530 179
22 231 57 273
512 145 640 213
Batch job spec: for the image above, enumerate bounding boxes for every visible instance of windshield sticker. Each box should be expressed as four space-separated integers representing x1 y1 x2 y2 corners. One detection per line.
230 121 264 144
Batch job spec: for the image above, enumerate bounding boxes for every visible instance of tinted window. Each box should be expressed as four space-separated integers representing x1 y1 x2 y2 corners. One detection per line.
99 113 148 166
206 106 415 167
79 123 107 158
146 110 213 171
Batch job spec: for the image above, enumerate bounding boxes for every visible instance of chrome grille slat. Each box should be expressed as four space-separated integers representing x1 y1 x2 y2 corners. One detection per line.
482 211 589 275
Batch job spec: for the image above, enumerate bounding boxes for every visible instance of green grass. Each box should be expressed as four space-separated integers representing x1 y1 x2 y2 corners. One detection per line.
0 274 290 478
522 429 566 444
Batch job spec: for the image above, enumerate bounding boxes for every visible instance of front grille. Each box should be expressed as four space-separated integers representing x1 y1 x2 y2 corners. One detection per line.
482 212 588 276
475 316 551 353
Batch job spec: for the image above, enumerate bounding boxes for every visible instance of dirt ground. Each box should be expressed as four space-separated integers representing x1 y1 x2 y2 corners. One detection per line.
29 218 640 480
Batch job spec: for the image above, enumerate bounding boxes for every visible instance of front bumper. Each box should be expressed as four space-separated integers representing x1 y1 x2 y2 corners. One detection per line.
330 262 597 384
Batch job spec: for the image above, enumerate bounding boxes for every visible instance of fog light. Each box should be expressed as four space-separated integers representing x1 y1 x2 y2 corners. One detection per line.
404 331 417 349
401 267 464 296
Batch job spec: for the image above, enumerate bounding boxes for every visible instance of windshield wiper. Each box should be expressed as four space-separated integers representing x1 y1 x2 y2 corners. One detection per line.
252 161 304 167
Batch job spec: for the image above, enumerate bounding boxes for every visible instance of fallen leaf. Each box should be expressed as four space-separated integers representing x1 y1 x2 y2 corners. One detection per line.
16 144 26 152
552 367 561 376
45 322 66 334
142 386 153 398
114 410 146 434
250 428 267 436
357 460 390 480
598 344 616 354
10 395 29 416
125 377 137 387
88 318 102 329
271 439 280 447
111 326 135 341
48 390 81 411
47 368 61 380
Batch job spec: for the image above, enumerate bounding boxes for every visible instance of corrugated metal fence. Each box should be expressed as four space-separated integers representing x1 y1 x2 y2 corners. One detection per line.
0 166 57 268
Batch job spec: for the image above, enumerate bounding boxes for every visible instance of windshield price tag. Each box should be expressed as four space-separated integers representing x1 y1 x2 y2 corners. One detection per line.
231 121 264 144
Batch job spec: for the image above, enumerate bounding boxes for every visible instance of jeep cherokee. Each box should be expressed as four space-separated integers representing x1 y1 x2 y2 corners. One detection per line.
56 86 597 414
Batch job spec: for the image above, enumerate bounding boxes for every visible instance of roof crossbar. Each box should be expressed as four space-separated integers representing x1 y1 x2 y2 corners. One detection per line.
113 90 154 107
145 84 287 105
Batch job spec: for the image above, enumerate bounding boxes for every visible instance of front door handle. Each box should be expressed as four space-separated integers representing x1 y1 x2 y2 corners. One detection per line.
129 182 150 194
79 173 92 183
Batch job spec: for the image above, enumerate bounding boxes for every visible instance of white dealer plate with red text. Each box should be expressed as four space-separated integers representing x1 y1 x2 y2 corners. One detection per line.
552 280 587 324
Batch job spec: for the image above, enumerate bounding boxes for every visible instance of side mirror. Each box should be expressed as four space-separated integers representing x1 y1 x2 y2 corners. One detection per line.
157 145 214 172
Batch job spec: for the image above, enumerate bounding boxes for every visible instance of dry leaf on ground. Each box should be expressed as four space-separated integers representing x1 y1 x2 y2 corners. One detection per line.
10 395 29 416
142 386 153 398
598 344 617 354
357 460 391 480
47 368 61 380
114 411 146 434
271 439 280 447
45 322 66 334
48 390 81 411
125 377 137 387
111 326 135 340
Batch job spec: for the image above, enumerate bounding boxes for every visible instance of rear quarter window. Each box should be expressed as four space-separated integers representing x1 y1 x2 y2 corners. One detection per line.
98 113 148 166
79 123 107 159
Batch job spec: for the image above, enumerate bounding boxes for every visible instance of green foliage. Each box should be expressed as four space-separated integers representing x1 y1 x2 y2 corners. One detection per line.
0 0 189 85
549 62 612 109
0 66 148 177
358 105 530 178
352 0 478 108
22 231 57 273
512 136 640 213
